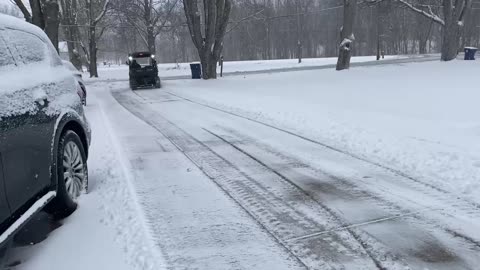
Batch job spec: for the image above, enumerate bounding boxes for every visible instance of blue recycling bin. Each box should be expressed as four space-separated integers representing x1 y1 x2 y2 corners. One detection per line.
464 47 478 60
190 63 202 79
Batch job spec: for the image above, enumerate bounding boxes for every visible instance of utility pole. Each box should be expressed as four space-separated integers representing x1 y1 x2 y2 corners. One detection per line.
296 3 302 63
376 5 381 60
88 0 98 77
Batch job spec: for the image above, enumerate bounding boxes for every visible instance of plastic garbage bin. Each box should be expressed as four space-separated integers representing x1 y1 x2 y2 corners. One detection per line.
464 47 478 60
190 63 202 79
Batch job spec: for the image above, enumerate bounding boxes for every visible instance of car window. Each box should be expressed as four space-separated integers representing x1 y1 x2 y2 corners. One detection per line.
47 41 63 67
5 29 47 65
0 36 16 68
133 57 152 67
62 61 78 72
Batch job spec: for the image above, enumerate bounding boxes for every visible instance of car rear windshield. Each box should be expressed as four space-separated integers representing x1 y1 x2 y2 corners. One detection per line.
0 37 15 69
6 29 47 65
133 57 152 67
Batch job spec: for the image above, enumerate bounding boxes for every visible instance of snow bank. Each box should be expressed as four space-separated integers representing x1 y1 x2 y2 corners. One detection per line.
86 55 411 81
167 60 480 204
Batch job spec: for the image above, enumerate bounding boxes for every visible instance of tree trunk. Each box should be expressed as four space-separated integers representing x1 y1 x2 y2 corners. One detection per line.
80 41 90 71
147 27 156 54
441 20 461 61
376 4 381 60
60 0 82 70
89 26 98 77
201 53 217 79
420 19 434 54
13 0 32 23
336 0 357 71
69 44 83 70
296 4 302 64
29 0 45 29
265 18 271 60
183 0 231 80
297 41 303 64
43 1 60 53
419 40 427 54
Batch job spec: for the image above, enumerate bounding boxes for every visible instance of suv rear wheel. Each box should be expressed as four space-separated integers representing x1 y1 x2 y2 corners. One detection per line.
45 130 88 219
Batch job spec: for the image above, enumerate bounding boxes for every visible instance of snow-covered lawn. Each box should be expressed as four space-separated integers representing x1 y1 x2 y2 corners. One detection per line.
8 59 480 270
87 55 411 81
165 60 480 204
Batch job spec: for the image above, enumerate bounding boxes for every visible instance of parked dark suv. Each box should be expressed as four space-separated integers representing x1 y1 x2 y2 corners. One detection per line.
0 15 90 246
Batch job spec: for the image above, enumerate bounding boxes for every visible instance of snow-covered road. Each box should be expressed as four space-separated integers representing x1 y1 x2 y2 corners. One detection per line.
107 79 480 269
7 60 480 270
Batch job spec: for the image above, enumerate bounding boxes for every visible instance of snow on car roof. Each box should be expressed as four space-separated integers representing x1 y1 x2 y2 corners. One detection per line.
0 13 49 40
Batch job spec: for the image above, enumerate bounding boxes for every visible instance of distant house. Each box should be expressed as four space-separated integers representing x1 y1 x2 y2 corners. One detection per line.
58 41 69 60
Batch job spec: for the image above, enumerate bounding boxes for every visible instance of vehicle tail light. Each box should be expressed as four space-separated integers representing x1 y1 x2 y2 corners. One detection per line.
76 83 83 100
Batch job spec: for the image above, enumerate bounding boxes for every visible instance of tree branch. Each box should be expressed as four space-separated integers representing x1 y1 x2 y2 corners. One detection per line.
226 8 264 34
397 0 445 25
13 0 32 22
93 0 110 25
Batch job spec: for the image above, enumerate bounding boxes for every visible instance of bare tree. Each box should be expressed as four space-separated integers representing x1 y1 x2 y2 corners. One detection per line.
44 1 60 52
85 0 110 77
12 0 60 51
374 0 472 61
59 0 83 70
337 0 358 70
397 0 470 60
114 0 180 55
183 0 232 79
37 0 477 66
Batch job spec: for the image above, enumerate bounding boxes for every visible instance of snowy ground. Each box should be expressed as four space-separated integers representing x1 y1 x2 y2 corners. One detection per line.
6 59 480 270
164 60 480 204
87 55 416 81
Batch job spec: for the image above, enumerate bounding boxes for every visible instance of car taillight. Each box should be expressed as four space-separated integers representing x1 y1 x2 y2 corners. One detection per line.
76 83 83 99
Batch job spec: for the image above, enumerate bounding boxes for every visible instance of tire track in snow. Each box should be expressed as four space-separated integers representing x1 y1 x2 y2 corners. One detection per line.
202 128 394 270
166 91 480 213
112 89 388 270
136 88 480 268
216 126 480 247
204 127 480 268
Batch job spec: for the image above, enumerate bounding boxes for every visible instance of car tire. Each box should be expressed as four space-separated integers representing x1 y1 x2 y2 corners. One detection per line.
155 77 161 88
44 130 88 219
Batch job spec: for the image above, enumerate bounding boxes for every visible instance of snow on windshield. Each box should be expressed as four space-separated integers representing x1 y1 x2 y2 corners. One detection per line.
0 39 16 70
7 30 47 64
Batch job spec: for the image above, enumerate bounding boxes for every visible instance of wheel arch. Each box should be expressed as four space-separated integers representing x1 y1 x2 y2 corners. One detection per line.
62 121 89 158
50 112 90 191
